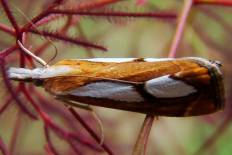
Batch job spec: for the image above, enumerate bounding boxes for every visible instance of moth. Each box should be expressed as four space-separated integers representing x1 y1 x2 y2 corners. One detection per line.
8 57 225 117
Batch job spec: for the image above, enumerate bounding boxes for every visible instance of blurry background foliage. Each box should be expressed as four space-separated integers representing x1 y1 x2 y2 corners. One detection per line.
0 0 232 155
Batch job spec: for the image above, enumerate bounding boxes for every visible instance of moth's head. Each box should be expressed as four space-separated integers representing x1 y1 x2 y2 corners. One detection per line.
209 59 223 68
7 67 44 86
8 65 77 85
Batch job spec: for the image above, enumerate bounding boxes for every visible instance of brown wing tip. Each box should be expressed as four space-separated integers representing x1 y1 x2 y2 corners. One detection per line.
184 57 225 111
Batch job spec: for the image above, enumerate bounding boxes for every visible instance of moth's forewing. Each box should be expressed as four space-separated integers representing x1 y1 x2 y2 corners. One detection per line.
43 58 224 116
43 59 193 93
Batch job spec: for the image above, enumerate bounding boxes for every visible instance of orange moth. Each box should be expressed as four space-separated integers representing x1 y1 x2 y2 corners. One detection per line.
8 57 225 116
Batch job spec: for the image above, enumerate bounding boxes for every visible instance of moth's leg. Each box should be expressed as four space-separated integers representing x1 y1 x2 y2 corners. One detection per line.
56 97 92 110
55 97 105 145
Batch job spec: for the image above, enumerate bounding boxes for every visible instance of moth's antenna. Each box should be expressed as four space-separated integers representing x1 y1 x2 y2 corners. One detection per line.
46 44 58 65
17 40 49 67
13 3 58 65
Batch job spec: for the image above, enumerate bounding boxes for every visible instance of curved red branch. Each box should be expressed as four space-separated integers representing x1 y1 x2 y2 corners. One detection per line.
194 0 232 7
0 23 15 35
0 58 37 119
0 137 9 155
68 107 114 155
0 0 20 35
28 29 107 51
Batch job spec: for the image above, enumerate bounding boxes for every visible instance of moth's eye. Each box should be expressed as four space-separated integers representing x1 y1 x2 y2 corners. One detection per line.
214 61 223 67
33 79 44 86
209 60 222 68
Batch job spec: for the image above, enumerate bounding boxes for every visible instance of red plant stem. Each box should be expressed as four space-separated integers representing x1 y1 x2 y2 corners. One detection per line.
168 0 193 58
0 58 37 119
66 140 82 155
68 107 114 155
28 29 107 51
132 115 154 155
29 0 114 34
33 96 102 151
21 0 62 32
21 11 50 32
19 49 26 67
45 145 55 155
191 21 230 54
194 0 232 7
44 125 60 155
0 96 12 115
35 16 73 56
199 6 232 34
9 110 22 155
35 14 63 28
77 0 120 10
76 25 95 58
0 137 9 155
35 96 81 134
50 9 177 19
0 23 15 35
0 86 23 115
21 0 120 32
21 87 102 152
0 45 18 58
0 0 20 35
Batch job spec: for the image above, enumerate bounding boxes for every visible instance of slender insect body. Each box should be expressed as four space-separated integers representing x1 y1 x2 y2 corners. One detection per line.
8 57 225 116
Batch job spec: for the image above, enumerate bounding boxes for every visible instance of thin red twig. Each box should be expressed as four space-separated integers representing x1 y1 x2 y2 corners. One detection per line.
35 16 77 56
9 110 22 155
0 0 20 35
28 29 107 51
44 125 60 155
0 137 9 155
50 9 177 19
0 23 15 35
0 96 13 115
168 0 193 58
21 86 102 152
0 58 37 119
68 107 114 155
194 0 232 7
132 115 154 155
21 0 120 32
198 6 232 35
0 45 18 58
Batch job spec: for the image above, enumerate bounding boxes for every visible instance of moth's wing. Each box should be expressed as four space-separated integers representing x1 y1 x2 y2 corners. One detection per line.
53 80 149 113
43 59 205 97
45 59 223 116
63 81 145 103
64 75 198 100
52 76 199 116
43 59 191 94
144 75 197 98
